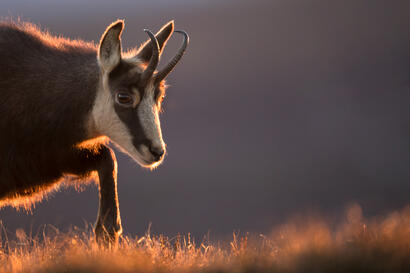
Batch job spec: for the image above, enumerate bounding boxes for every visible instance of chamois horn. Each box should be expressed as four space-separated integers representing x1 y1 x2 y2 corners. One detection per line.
155 30 189 84
140 29 160 86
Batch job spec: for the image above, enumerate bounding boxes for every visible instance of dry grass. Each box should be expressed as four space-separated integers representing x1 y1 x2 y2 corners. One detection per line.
0 204 409 273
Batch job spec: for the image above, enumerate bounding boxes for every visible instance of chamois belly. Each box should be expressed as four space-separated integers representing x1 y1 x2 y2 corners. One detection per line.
0 146 70 201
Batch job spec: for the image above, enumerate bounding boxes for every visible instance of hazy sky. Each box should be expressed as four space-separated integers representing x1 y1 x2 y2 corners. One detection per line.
0 0 409 239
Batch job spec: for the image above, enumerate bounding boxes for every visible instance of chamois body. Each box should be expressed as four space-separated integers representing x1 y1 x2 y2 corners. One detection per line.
0 20 189 245
0 22 100 201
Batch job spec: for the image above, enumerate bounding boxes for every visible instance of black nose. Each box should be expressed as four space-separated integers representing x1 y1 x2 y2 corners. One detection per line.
149 146 164 161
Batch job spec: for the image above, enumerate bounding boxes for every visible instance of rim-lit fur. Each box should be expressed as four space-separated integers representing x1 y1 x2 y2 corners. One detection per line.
0 19 184 243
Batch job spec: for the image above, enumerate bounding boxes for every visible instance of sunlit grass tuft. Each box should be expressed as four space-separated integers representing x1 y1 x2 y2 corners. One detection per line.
0 205 409 273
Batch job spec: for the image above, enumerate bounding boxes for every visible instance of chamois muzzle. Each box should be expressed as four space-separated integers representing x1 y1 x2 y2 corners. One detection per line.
155 30 189 84
140 29 160 86
149 146 165 161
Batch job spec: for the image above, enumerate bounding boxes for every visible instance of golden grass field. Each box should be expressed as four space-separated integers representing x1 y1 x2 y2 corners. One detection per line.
0 204 409 273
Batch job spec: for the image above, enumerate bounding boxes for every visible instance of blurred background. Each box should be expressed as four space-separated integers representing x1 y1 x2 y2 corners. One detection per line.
0 0 409 239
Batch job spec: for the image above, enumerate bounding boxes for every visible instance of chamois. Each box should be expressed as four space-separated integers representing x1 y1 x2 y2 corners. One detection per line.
0 19 188 244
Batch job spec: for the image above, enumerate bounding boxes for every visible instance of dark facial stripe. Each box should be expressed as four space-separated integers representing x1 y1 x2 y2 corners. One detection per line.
108 60 156 151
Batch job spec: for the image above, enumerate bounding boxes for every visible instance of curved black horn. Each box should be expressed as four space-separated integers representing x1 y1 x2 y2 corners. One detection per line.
140 29 160 86
155 30 189 84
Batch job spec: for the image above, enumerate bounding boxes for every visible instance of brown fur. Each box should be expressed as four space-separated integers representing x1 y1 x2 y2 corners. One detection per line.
0 19 179 244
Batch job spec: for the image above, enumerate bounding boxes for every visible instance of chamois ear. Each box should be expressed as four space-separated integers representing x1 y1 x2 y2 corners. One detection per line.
135 20 174 63
98 20 124 73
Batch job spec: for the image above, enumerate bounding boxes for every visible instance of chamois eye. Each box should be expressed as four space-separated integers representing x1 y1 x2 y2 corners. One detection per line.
115 92 134 106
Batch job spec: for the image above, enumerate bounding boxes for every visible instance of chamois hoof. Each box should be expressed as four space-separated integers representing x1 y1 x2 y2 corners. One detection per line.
94 223 122 248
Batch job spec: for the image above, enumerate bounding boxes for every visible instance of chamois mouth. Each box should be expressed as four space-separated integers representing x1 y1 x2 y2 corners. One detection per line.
137 144 165 167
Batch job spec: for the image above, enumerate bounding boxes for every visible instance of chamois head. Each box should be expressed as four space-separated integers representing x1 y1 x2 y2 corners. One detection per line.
92 20 188 169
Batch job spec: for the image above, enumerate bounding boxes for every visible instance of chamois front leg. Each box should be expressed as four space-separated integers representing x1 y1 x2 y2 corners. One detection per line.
67 145 122 246
93 146 122 246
